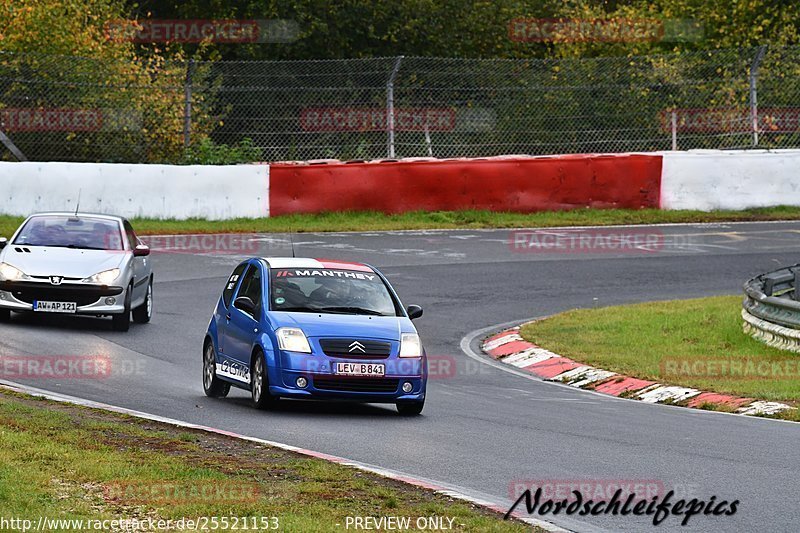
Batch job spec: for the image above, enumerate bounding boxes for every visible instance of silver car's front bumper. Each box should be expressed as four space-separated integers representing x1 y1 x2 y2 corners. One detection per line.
0 281 127 315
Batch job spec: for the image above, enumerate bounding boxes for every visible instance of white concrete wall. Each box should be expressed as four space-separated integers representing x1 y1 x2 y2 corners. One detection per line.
661 150 800 210
0 162 269 220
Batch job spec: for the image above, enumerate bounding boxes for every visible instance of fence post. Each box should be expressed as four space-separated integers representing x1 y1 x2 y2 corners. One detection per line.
671 111 677 151
0 128 27 161
386 56 404 159
749 45 767 147
183 59 195 149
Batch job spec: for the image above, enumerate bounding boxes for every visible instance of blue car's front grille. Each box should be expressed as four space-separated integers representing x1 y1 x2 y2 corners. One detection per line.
313 376 399 393
319 338 391 359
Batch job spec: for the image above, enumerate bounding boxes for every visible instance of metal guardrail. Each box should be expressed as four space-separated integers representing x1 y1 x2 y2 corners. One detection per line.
742 265 800 352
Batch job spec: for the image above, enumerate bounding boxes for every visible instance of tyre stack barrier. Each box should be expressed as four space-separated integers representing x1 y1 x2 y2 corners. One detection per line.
742 265 800 353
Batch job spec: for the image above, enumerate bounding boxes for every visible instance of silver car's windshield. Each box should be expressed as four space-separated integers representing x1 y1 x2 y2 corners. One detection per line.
270 268 399 316
13 216 123 250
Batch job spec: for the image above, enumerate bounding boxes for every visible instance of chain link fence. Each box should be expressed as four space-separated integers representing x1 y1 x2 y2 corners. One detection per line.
3 46 800 163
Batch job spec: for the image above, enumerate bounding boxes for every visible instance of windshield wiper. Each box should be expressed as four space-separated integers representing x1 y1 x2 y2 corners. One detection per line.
275 305 324 313
316 306 387 316
27 244 108 250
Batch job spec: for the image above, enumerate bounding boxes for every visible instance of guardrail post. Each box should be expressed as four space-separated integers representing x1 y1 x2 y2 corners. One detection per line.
763 276 775 297
386 56 404 159
749 45 767 147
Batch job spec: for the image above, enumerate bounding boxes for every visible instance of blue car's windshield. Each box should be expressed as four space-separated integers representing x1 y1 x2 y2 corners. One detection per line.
13 215 123 250
270 268 399 316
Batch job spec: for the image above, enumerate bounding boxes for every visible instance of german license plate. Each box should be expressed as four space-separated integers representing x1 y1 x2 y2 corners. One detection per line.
33 300 77 313
335 362 385 377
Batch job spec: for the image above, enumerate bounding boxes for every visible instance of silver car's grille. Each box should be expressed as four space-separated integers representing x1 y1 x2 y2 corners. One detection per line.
0 281 123 306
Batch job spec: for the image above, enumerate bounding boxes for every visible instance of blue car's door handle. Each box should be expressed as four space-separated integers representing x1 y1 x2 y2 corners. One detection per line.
225 313 231 322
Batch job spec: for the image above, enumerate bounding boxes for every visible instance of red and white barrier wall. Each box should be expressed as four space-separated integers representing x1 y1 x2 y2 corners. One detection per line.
269 150 800 215
0 162 269 220
2 150 799 219
269 154 662 215
660 149 800 210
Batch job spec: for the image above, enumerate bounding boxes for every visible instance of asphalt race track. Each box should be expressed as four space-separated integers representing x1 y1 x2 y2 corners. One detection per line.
3 222 800 532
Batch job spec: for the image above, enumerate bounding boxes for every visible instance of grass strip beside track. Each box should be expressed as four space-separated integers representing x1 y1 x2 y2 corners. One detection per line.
520 296 800 421
0 389 531 532
4 206 800 236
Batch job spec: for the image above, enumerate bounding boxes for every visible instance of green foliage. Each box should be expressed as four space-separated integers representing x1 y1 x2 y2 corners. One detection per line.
182 137 263 164
130 0 800 61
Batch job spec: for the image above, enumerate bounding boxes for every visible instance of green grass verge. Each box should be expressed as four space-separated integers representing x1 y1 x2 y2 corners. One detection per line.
520 296 800 421
3 206 800 236
0 390 531 531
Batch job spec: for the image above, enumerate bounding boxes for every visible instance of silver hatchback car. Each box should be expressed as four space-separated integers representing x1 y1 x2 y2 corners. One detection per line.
0 212 153 331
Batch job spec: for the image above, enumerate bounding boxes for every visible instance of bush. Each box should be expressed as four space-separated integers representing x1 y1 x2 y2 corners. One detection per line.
181 137 263 165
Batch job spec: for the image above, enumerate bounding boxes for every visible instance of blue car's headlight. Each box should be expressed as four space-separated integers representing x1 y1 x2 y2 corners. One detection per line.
276 327 312 353
399 333 422 358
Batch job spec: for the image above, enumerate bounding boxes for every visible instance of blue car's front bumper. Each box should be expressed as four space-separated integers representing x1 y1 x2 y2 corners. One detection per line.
269 350 426 403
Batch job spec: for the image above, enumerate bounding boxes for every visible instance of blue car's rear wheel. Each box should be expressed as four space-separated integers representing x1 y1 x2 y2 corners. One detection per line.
203 341 230 398
251 351 279 410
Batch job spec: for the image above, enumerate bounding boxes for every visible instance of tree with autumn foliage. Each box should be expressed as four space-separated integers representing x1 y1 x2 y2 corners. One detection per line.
0 0 217 162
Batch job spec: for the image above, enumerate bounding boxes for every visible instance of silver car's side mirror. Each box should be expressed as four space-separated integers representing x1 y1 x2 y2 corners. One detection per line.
0 237 7 249
133 244 150 257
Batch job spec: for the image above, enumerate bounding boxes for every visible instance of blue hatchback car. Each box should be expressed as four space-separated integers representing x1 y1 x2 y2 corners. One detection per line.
203 257 427 415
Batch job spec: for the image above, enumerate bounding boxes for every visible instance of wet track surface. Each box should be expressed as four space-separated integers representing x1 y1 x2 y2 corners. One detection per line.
2 221 800 532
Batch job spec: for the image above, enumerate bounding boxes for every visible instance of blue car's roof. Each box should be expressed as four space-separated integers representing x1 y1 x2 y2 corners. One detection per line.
261 257 375 272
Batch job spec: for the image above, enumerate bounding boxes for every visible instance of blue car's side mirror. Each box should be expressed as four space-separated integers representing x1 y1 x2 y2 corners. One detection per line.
234 296 257 316
407 305 423 320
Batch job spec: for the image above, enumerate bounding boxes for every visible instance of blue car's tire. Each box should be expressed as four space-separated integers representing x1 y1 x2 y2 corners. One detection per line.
203 341 230 398
396 400 424 416
251 351 279 410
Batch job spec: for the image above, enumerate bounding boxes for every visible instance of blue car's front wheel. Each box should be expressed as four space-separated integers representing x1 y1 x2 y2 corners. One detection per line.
251 351 279 410
396 400 424 416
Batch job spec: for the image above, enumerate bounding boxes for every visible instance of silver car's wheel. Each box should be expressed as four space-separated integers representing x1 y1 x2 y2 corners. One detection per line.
112 285 132 332
133 279 153 324
203 341 230 398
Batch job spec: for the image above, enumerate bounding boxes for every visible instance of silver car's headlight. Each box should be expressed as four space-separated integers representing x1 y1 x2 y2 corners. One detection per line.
0 262 29 281
83 268 121 285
